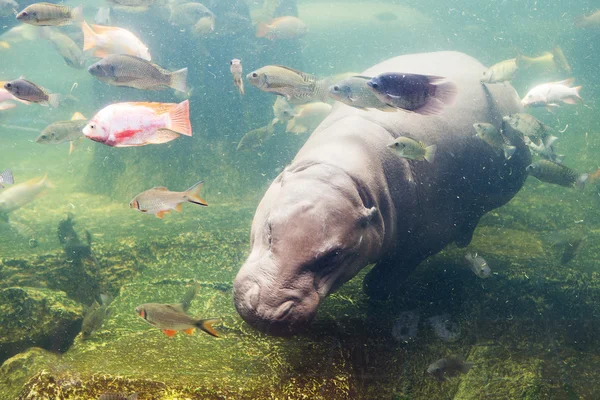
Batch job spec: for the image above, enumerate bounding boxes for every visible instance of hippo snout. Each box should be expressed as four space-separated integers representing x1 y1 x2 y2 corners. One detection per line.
233 272 319 336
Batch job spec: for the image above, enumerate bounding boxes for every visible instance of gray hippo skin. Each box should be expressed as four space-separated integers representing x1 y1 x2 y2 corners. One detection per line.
234 51 530 336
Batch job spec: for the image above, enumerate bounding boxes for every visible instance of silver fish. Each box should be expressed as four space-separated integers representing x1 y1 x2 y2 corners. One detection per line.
130 181 207 219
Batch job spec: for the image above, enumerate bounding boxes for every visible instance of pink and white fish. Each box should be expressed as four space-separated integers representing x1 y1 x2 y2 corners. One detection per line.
256 16 307 40
521 78 582 109
81 21 151 61
83 100 192 147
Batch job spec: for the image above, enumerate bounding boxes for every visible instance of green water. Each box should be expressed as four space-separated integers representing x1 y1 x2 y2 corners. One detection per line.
0 0 600 399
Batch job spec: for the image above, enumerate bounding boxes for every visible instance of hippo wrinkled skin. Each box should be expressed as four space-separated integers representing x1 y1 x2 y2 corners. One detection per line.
234 51 530 336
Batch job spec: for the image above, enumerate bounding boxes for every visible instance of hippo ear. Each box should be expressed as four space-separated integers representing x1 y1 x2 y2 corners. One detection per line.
358 206 378 228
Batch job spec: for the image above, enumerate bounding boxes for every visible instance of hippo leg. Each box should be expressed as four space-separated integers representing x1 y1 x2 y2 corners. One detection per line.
362 257 417 300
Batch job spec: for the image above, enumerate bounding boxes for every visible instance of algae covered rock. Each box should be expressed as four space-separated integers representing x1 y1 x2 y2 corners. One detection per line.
0 347 61 400
0 287 83 364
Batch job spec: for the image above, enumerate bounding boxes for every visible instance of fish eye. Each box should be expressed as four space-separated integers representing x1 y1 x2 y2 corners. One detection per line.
5 83 11 88
90 124 95 129
252 73 258 78
333 85 339 91
394 142 399 147
41 135 47 139
230 61 233 65
371 83 379 89
282 111 290 116
21 11 27 17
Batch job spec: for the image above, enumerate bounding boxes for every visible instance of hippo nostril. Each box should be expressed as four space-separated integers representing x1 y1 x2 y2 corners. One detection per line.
245 283 260 310
275 300 295 320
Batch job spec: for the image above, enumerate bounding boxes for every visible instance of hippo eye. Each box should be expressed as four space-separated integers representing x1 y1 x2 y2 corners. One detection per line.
252 72 258 78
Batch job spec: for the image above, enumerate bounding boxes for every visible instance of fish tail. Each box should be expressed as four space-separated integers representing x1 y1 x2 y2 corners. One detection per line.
0 169 14 185
168 100 192 136
185 180 208 206
503 144 516 160
515 51 531 69
431 80 458 106
81 21 97 51
461 362 474 374
0 41 10 50
574 16 585 28
169 67 188 93
238 78 245 95
576 173 588 191
47 93 60 109
424 144 437 163
285 118 296 132
71 5 84 23
256 22 270 38
573 85 583 100
195 318 220 337
39 174 55 189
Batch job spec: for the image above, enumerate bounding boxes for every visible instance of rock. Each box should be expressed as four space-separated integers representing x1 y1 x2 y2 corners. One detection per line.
0 287 83 364
0 347 60 400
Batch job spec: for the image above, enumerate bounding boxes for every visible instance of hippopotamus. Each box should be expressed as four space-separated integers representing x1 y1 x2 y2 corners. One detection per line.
234 51 530 336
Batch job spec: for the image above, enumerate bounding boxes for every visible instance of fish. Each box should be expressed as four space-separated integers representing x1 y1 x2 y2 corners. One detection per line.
256 16 307 40
94 7 111 25
367 73 457 115
81 21 151 61
37 112 87 154
88 55 187 93
135 300 220 337
16 2 83 26
464 253 491 278
130 181 207 219
192 15 215 35
8 220 37 247
271 96 294 127
0 0 17 17
98 393 138 400
427 355 473 382
285 102 331 134
516 52 554 71
230 59 244 95
473 122 516 159
0 174 53 215
523 135 564 164
575 10 600 28
247 65 328 103
521 78 582 109
3 79 60 108
387 136 437 163
502 113 550 141
40 27 85 69
552 45 571 75
328 75 395 111
169 2 214 27
0 24 39 44
0 168 14 189
83 100 192 147
480 58 518 83
526 160 588 190
236 124 274 152
81 294 112 339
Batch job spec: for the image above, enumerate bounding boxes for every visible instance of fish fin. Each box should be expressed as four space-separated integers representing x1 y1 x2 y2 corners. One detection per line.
39 174 55 189
169 68 188 93
503 145 517 160
153 187 169 191
273 65 317 82
81 21 97 51
167 100 192 136
352 75 374 80
155 210 168 219
196 318 220 337
146 129 180 145
71 112 86 121
413 98 445 116
163 329 177 337
185 180 208 207
0 102 16 111
90 24 123 34
256 22 270 38
184 328 195 335
92 48 111 58
461 362 474 374
555 154 566 163
47 94 60 109
69 141 77 155
424 144 437 163
431 80 458 106
576 174 588 191
544 135 559 148
286 118 296 132
554 78 575 86
174 203 183 212
71 5 84 23
573 86 582 100
0 169 14 185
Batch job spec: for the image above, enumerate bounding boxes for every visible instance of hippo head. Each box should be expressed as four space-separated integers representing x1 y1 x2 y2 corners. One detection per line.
234 161 383 336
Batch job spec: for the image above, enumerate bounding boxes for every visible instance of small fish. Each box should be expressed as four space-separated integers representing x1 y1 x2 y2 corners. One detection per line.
237 124 274 152
502 113 549 140
516 52 554 71
328 75 395 111
230 59 244 95
271 96 294 126
367 73 457 115
464 253 491 278
526 160 588 190
0 174 53 214
521 78 582 109
135 300 220 337
256 16 307 40
169 2 214 27
8 220 37 247
481 58 518 83
83 100 192 147
552 45 571 75
88 55 187 93
98 393 138 400
81 21 151 61
94 7 111 25
388 136 437 163
37 112 87 154
575 10 600 28
523 135 564 164
0 0 18 17
0 24 39 44
130 180 207 219
427 355 473 382
82 294 112 339
0 168 14 189
285 102 331 134
192 15 215 35
3 79 60 108
473 122 516 159
247 65 328 103
16 2 83 26
40 28 85 69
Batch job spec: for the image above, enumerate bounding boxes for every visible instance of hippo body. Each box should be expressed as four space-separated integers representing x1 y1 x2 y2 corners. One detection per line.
234 51 530 336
